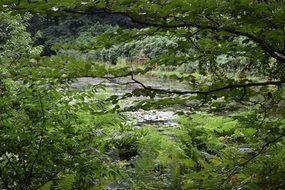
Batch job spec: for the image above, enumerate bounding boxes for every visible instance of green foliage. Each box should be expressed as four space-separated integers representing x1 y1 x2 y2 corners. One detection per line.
55 32 176 63
0 77 126 189
55 175 75 190
175 113 285 189
0 12 42 63
49 20 117 53
1 1 285 190
0 12 124 189
39 181 52 190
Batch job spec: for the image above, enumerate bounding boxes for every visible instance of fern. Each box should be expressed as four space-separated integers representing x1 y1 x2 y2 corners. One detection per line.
39 181 52 190
55 175 75 190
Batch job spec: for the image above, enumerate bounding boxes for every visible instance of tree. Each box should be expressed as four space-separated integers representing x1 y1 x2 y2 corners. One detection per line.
1 1 285 189
2 0 284 88
38 0 285 111
0 12 127 189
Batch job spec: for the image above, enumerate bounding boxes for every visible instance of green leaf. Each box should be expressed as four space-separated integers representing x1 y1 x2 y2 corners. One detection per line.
39 181 52 190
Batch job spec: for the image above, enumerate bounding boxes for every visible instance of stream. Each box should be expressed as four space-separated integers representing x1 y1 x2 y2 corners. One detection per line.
71 76 192 127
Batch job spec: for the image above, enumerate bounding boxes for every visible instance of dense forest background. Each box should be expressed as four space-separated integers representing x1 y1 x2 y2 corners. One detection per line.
0 1 285 189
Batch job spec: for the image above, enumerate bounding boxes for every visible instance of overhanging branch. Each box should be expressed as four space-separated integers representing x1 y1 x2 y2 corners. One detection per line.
9 3 285 62
64 8 285 63
10 4 285 62
130 76 285 96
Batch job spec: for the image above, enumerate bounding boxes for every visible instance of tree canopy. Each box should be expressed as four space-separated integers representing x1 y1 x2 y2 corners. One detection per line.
1 0 285 189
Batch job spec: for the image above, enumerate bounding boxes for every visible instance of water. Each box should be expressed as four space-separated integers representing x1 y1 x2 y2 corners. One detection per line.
71 76 191 127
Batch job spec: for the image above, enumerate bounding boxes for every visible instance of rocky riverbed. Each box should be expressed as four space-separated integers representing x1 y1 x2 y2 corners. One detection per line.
71 76 191 127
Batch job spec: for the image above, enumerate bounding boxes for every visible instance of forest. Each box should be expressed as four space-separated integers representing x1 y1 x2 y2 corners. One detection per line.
0 0 285 189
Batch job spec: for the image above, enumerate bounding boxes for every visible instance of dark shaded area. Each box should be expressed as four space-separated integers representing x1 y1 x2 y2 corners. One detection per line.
27 13 144 56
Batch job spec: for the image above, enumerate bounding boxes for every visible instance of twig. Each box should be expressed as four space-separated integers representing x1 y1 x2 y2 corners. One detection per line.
240 133 285 167
105 78 137 86
131 74 149 89
1 151 24 189
205 15 220 26
189 29 202 38
25 91 46 187
0 172 11 190
239 86 247 101
189 38 203 53
227 132 285 178
200 93 208 106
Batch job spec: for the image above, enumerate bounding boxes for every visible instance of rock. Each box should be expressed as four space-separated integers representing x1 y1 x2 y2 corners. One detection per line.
201 151 212 162
237 147 253 154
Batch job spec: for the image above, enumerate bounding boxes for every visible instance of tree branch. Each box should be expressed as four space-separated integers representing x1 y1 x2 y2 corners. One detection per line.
1 151 24 189
227 132 285 179
10 3 285 62
64 8 285 63
241 133 285 167
129 77 285 96
25 91 46 188
239 86 247 101
0 172 11 190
